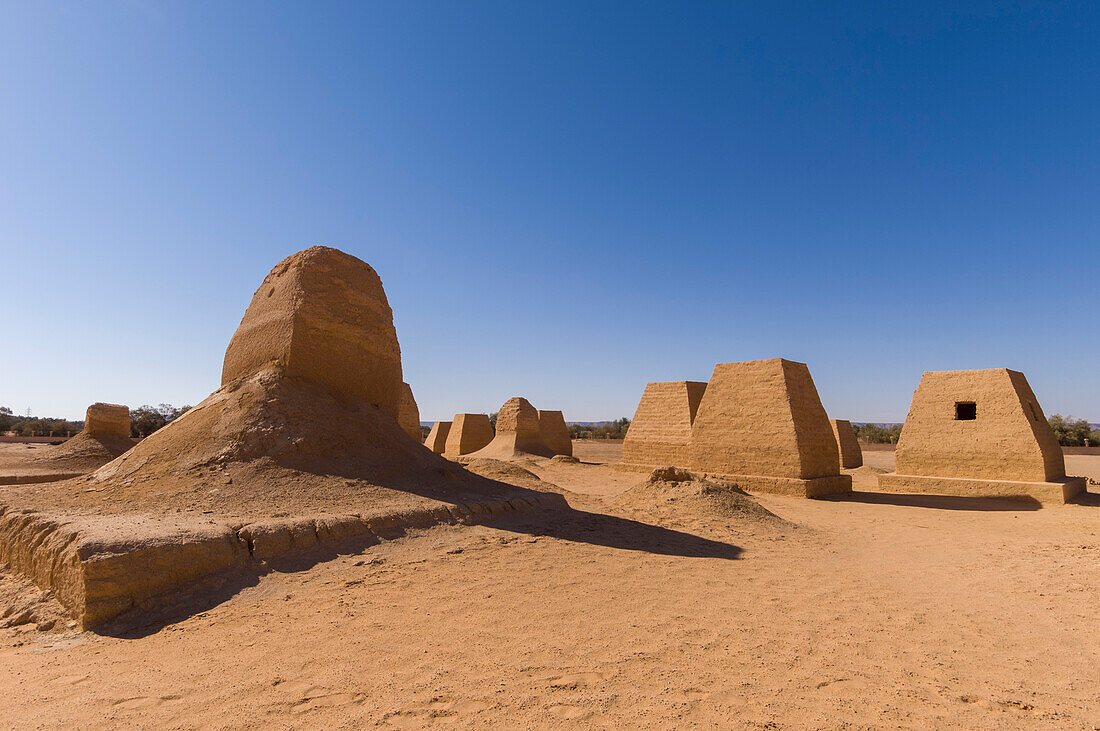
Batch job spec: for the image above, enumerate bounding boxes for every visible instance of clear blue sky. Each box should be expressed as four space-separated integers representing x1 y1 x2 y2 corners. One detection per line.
1 2 1097 423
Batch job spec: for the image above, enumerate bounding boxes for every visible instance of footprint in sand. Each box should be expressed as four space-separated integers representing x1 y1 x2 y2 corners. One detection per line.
277 680 364 714
291 692 362 714
111 695 182 710
426 697 491 714
383 697 491 725
278 680 325 696
51 674 90 686
670 688 709 701
548 671 608 689
383 712 424 729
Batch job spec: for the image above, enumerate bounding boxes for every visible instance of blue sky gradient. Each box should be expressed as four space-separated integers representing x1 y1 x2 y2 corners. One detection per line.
1 2 1097 422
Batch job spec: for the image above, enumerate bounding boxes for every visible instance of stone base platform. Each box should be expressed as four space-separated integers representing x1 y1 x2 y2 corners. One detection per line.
697 472 852 498
0 471 85 486
611 461 664 473
0 493 566 631
877 473 1086 504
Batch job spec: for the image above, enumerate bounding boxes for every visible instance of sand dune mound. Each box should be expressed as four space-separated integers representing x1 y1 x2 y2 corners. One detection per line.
39 368 529 519
31 431 133 469
851 464 888 476
461 458 561 493
616 466 785 525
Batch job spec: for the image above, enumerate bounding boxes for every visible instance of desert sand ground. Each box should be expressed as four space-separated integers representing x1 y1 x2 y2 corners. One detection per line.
4 440 1100 728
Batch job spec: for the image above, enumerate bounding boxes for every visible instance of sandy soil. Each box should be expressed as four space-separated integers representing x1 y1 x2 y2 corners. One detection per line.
0 436 133 482
4 440 1100 728
0 443 53 458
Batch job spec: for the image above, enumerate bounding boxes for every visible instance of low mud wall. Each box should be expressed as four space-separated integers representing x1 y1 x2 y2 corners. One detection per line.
0 493 565 631
0 473 85 486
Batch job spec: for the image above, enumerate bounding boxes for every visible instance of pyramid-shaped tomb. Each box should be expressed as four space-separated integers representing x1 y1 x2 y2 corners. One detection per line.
878 369 1084 503
689 359 851 497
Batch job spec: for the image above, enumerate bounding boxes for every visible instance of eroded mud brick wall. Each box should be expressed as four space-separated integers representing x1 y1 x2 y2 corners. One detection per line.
424 422 451 453
496 398 541 438
537 410 572 456
622 381 707 468
445 414 493 456
84 403 130 438
831 419 863 469
397 383 421 441
221 247 404 418
690 359 840 479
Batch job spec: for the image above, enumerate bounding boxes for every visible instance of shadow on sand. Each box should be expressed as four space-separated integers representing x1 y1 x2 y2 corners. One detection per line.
1068 489 1100 507
493 507 744 560
827 490 1043 512
97 505 739 639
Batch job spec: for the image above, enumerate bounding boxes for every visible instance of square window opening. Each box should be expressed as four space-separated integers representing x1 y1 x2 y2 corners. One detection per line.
955 402 977 420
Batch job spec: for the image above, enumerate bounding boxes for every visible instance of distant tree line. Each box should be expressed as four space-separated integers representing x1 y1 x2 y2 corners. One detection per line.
0 407 83 437
0 404 191 438
1048 415 1100 447
129 404 192 438
853 423 904 444
568 418 630 440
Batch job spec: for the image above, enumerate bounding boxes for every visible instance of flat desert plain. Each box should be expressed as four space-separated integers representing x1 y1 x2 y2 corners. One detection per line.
4 440 1100 728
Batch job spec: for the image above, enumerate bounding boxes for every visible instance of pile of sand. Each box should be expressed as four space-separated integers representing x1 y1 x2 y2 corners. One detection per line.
19 367 532 520
850 464 888 476
461 458 562 493
616 466 785 526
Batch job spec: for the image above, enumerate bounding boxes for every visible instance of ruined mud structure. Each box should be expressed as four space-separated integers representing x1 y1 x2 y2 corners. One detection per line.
84 403 132 438
831 419 863 469
878 369 1084 503
424 421 451 454
0 247 564 630
690 359 851 497
465 397 555 460
396 382 422 441
619 381 707 472
536 410 572 457
0 403 134 485
444 414 493 458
